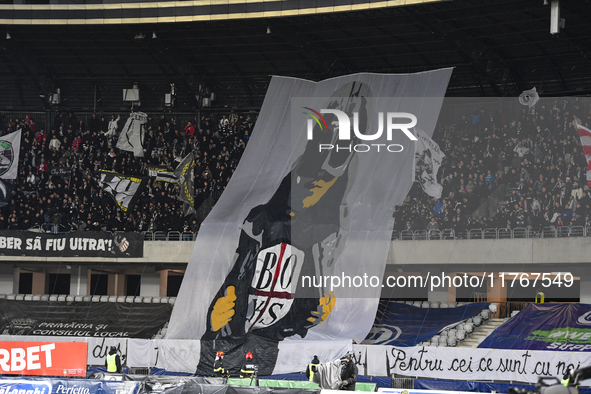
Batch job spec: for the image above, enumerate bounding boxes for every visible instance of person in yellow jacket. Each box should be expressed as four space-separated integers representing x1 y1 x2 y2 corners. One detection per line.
305 356 320 382
105 346 122 373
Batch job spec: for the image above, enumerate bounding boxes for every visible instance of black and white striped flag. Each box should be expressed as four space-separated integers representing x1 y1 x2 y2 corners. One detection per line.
148 166 179 183
97 170 148 212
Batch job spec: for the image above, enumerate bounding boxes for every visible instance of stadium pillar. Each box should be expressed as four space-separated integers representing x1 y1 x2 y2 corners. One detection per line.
580 275 591 303
428 286 455 302
448 282 456 302
487 274 506 313
69 265 87 296
11 266 19 294
427 269 456 302
159 270 168 297
140 270 160 297
32 271 45 294
0 265 14 295
108 273 125 296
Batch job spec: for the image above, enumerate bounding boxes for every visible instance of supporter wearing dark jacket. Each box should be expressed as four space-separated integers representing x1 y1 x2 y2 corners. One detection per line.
340 356 357 391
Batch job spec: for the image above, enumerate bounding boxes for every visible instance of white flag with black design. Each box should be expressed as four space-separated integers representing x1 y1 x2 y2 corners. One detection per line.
116 112 148 157
166 70 453 376
97 170 148 212
0 130 21 180
412 128 445 198
519 87 540 108
0 179 13 208
148 166 179 183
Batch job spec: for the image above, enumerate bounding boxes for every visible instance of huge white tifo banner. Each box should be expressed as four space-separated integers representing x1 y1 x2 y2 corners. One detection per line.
353 345 591 384
167 70 452 375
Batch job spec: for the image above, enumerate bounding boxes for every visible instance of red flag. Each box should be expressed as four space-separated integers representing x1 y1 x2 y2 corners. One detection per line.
576 123 591 187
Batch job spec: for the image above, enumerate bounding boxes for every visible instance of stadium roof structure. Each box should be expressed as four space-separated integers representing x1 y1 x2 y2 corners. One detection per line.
0 0 590 111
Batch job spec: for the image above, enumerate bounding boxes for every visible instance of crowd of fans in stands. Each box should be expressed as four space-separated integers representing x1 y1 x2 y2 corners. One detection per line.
1 110 255 234
394 98 591 238
2 97 591 239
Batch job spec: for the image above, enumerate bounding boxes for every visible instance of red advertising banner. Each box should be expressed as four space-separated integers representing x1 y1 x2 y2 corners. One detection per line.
0 341 87 376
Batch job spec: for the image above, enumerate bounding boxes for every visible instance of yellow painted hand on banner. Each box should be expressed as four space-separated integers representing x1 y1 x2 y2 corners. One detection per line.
307 291 336 326
211 286 237 332
302 177 338 208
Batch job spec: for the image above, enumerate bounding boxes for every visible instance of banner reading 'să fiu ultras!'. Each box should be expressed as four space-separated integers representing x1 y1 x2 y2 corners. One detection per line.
0 231 143 257
166 71 452 375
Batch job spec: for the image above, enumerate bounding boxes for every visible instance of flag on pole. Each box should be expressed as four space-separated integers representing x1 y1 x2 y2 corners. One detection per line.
173 153 196 216
0 130 21 180
0 179 13 208
412 128 445 198
97 170 148 212
117 112 147 157
576 123 591 187
148 166 179 183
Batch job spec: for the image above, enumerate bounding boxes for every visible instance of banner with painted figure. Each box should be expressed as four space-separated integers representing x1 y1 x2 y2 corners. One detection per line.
479 303 591 352
363 301 489 346
166 70 453 375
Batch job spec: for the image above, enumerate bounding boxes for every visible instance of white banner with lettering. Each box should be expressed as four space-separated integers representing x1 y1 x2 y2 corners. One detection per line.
126 338 159 368
353 345 591 383
4 336 591 381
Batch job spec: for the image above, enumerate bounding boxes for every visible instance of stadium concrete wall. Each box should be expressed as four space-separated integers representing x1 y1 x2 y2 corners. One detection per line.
3 237 587 265
0 238 588 298
387 238 591 265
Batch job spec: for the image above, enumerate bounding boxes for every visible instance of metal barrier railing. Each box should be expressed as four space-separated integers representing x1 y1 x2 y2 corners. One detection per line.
392 225 591 241
473 292 488 302
142 231 198 241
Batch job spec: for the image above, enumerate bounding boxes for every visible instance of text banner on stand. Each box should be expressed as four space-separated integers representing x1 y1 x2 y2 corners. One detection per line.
0 231 143 258
0 341 87 376
355 344 591 383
